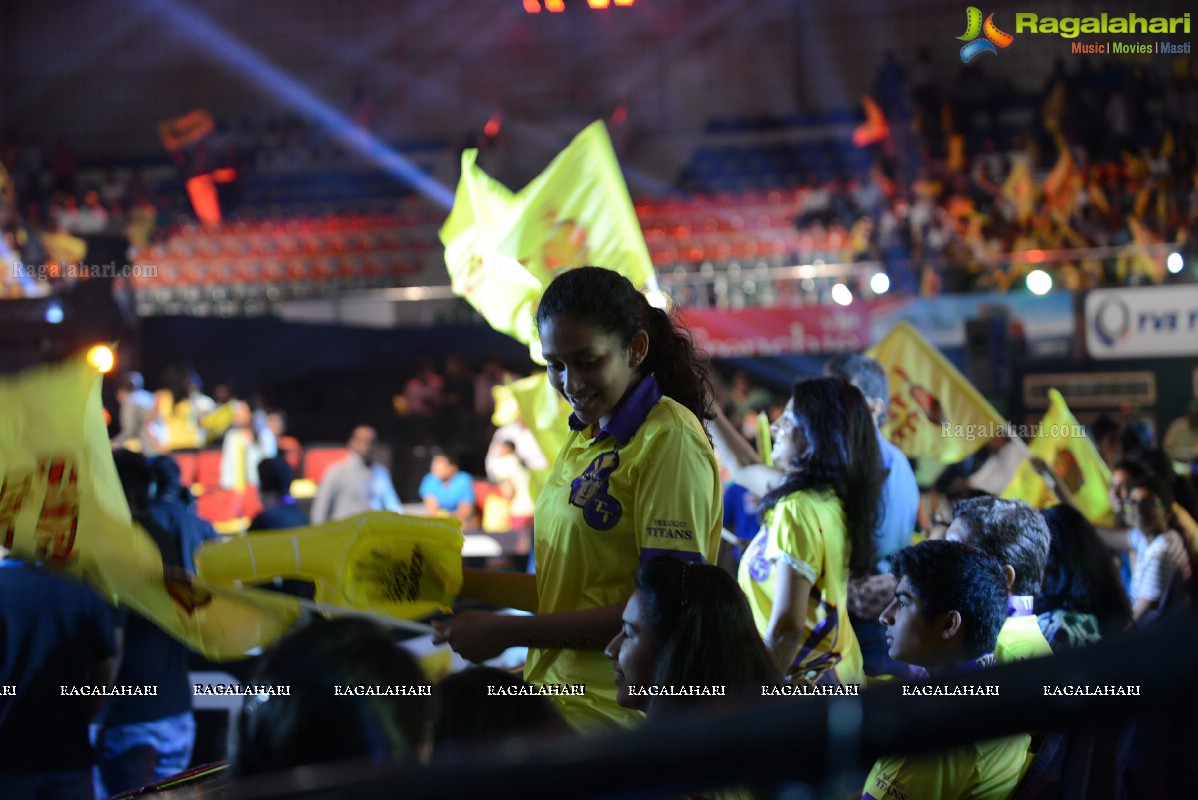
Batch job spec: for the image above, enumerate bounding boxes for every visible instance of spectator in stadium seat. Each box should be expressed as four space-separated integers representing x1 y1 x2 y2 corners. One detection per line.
403 358 444 416
432 267 722 731
248 457 313 598
946 496 1054 663
1124 477 1193 622
111 372 164 457
219 400 276 492
865 540 1030 800
1035 504 1132 651
94 451 195 798
231 618 432 777
1162 399 1198 463
606 556 781 717
147 455 219 572
310 425 402 524
737 376 884 685
419 449 478 529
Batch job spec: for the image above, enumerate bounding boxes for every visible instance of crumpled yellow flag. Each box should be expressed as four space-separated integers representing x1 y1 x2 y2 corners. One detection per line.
195 511 463 621
1001 389 1114 527
0 354 302 661
492 372 573 501
440 120 654 362
866 321 1007 463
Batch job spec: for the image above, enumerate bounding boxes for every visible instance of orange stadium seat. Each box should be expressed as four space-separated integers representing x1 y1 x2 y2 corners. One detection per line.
302 447 350 484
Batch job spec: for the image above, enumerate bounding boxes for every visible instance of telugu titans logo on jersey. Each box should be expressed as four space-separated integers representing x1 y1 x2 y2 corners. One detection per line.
570 451 623 531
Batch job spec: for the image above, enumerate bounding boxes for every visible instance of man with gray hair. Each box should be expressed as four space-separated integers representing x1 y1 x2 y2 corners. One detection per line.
946 495 1054 663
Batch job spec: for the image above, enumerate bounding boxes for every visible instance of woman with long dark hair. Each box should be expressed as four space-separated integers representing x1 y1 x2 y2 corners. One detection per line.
738 376 883 684
433 267 723 730
1035 503 1131 649
605 556 782 718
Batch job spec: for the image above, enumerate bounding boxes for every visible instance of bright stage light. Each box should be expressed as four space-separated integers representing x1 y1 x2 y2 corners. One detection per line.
869 272 890 295
1026 269 1052 295
1167 252 1184 274
831 283 853 306
87 345 115 374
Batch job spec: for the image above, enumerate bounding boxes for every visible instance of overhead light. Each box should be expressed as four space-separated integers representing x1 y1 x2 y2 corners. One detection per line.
1167 251 1184 274
869 272 890 295
87 345 115 374
831 283 853 306
45 301 64 324
1026 269 1052 295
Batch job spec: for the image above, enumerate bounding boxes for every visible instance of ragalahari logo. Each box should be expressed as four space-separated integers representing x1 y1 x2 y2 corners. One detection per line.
958 7 1014 62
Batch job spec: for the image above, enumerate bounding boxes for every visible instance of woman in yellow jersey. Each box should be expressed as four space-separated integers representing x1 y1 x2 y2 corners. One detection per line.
433 267 723 730
738 376 884 685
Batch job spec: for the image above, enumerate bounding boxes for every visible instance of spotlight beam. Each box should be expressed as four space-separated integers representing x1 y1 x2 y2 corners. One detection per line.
131 0 454 208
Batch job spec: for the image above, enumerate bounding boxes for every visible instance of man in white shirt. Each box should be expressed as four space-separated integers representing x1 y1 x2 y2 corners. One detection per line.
310 425 402 524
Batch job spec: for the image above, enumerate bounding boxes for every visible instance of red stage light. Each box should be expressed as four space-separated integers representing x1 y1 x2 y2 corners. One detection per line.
523 0 541 11
545 0 564 11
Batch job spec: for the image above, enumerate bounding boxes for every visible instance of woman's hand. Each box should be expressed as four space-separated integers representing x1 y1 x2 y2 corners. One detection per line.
431 611 517 663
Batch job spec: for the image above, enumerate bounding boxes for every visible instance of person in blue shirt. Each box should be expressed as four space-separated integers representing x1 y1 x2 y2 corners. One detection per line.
420 449 478 529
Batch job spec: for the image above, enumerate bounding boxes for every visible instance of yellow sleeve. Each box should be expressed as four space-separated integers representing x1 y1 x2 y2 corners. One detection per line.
765 493 824 585
862 750 975 800
633 425 722 564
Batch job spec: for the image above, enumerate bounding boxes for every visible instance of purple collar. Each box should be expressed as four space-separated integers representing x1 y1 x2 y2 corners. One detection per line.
1007 595 1035 618
568 374 662 446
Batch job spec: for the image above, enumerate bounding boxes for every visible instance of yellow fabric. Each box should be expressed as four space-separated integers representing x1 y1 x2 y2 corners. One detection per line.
41 231 88 264
863 733 1032 800
440 121 654 362
504 372 572 501
0 354 301 661
1001 159 1035 224
200 402 235 446
1000 388 1114 527
755 410 773 468
195 511 463 621
866 322 1006 463
995 615 1053 664
737 489 864 686
525 397 722 731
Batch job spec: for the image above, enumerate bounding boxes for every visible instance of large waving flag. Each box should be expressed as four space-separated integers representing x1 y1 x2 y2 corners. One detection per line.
866 322 1007 462
195 511 464 622
440 120 654 360
0 354 302 661
1000 389 1114 526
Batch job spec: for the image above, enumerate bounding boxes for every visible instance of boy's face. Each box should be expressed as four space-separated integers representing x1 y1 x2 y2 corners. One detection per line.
879 576 952 668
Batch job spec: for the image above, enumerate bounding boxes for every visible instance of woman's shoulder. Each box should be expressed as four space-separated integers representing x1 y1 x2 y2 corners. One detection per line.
770 487 841 519
641 396 711 442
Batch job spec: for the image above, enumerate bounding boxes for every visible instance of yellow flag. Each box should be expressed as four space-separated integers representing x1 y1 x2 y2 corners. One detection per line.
440 121 653 359
42 231 88 264
1000 389 1114 527
502 372 572 500
1001 159 1035 224
866 322 1006 462
756 411 773 468
0 354 302 661
195 511 463 621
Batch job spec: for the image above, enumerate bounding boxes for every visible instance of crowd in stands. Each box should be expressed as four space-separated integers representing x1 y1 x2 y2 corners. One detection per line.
5 50 1198 310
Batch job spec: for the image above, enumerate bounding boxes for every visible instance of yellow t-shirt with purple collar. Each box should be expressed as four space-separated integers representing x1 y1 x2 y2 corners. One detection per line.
524 375 723 731
738 487 864 686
